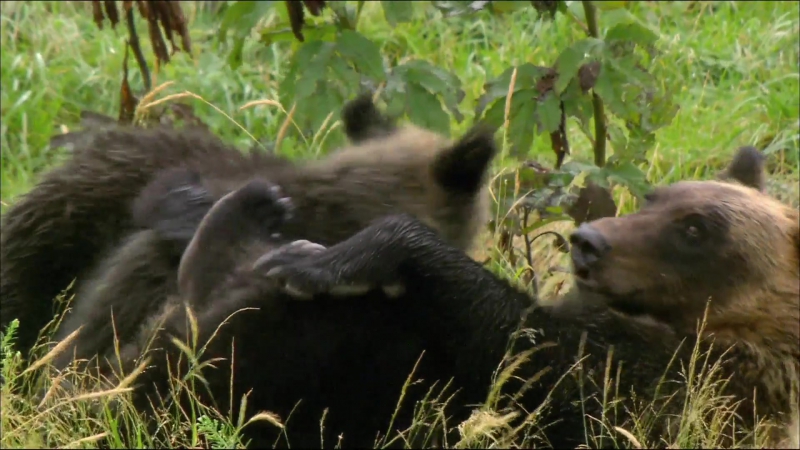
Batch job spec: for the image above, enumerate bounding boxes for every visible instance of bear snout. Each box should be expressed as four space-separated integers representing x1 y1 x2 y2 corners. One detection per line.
569 223 612 280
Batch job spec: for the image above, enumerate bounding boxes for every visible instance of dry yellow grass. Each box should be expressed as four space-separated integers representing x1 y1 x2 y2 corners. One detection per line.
2 1 798 448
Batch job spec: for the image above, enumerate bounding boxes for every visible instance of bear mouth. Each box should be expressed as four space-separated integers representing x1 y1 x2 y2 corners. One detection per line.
574 280 651 317
605 297 652 317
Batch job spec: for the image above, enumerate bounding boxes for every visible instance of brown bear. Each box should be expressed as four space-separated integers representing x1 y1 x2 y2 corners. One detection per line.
564 145 799 446
42 97 497 379
0 123 292 358
228 144 797 447
0 95 494 364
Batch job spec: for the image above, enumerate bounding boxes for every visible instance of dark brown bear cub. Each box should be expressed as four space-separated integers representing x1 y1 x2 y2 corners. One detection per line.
42 96 496 379
1 95 494 366
0 124 292 357
79 124 499 449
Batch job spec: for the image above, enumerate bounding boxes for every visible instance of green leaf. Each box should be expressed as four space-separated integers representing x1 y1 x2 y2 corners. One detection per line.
406 83 450 134
516 63 557 90
227 36 247 70
476 63 552 118
382 71 408 116
559 160 609 188
516 165 554 191
593 63 632 121
219 1 275 69
521 215 573 235
606 122 628 154
219 1 271 42
336 30 386 82
641 89 679 133
475 66 516 119
396 60 464 122
381 1 414 26
537 92 562 134
260 28 297 46
605 22 659 47
554 45 585 95
302 43 336 99
327 55 362 101
384 90 406 118
480 98 506 129
603 161 650 197
612 53 653 87
595 45 668 135
402 61 463 97
280 40 323 101
261 24 338 46
490 1 530 14
561 160 602 176
554 39 604 95
595 1 628 11
294 41 336 101
624 133 655 165
402 61 449 95
507 89 538 158
560 78 594 126
548 170 579 188
613 124 655 165
328 1 358 30
599 7 636 29
306 83 343 134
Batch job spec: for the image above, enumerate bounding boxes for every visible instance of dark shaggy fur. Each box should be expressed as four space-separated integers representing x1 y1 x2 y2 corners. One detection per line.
41 97 496 376
118 146 797 448
1 95 391 356
0 124 292 357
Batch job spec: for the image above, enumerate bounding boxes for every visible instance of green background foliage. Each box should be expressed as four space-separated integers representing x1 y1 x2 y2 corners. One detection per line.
0 2 798 448
4 1 796 213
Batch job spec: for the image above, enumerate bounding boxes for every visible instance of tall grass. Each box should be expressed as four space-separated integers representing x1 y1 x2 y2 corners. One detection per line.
1 1 798 448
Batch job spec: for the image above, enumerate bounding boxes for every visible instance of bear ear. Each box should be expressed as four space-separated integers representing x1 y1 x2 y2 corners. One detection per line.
718 146 767 192
340 94 397 144
432 123 498 193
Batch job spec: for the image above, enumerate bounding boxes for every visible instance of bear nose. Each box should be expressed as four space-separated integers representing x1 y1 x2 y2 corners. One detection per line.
569 224 611 275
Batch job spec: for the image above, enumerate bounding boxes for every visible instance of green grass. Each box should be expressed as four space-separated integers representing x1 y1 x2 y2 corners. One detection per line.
2 1 797 206
1 1 798 448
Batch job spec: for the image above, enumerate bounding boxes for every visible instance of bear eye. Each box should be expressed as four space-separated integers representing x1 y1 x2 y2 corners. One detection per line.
680 215 708 243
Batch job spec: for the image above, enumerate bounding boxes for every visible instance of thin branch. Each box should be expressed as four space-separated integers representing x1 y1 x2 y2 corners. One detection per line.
521 207 540 297
581 1 607 167
126 4 151 92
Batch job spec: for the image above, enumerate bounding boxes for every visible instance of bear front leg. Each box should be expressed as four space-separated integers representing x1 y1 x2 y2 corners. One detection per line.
257 213 534 383
255 214 442 299
177 178 294 307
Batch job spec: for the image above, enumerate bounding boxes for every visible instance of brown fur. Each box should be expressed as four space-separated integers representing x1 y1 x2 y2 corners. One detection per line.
47 97 496 373
219 145 795 447
176 123 495 308
83 145 796 448
717 145 767 192
199 143 796 447
569 146 800 444
0 124 293 357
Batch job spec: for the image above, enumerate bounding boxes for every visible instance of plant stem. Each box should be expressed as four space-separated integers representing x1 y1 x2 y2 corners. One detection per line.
582 0 600 36
590 95 606 167
125 5 151 93
581 1 607 167
355 1 365 28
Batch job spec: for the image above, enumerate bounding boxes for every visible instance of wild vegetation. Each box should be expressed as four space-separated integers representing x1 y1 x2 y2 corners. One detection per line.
1 1 798 448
